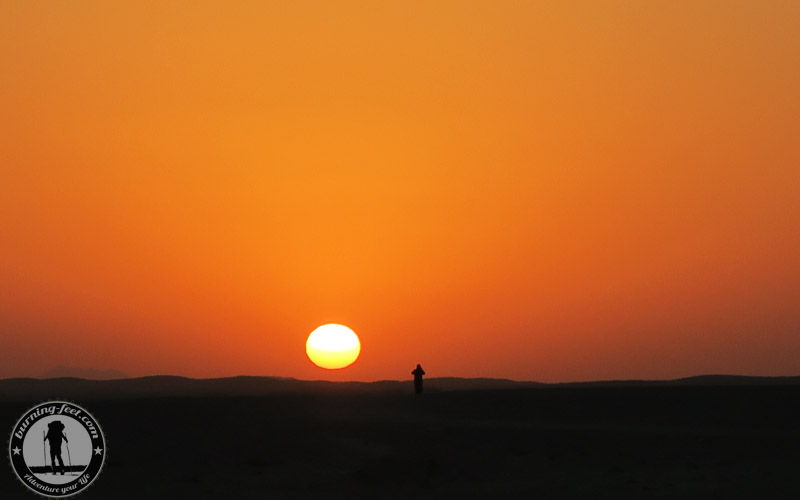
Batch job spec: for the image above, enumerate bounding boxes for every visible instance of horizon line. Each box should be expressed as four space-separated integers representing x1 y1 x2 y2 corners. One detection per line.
3 372 800 385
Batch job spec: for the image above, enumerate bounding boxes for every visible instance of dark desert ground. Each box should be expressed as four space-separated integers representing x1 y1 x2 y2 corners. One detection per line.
2 376 799 499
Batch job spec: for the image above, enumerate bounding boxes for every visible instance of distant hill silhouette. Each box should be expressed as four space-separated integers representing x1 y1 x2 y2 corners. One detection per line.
0 375 535 400
40 365 129 380
558 374 800 387
0 374 797 401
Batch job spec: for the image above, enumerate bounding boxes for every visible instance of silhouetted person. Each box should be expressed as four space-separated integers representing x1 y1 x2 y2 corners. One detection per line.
412 364 425 394
44 420 67 475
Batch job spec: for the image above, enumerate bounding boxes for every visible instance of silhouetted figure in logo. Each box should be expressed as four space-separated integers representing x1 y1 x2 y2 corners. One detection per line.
44 420 67 475
412 364 425 395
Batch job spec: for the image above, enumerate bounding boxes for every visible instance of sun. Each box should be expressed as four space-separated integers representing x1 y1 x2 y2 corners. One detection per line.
306 324 361 369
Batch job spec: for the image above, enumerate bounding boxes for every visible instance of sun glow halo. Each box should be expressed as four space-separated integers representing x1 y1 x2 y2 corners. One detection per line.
305 324 361 369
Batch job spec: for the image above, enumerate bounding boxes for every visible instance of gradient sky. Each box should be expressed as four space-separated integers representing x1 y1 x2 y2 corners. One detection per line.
2 1 799 382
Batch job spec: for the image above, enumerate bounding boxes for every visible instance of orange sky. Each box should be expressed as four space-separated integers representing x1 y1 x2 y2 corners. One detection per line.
1 1 799 382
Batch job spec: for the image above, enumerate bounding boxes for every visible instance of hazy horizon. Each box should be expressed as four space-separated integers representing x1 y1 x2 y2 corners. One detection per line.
4 364 799 385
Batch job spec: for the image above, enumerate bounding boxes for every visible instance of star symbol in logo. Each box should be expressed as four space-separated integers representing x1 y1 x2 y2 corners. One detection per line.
94 446 103 455
12 447 21 455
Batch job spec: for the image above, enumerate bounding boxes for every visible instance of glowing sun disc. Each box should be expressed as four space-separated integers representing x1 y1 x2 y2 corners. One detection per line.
306 324 361 369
